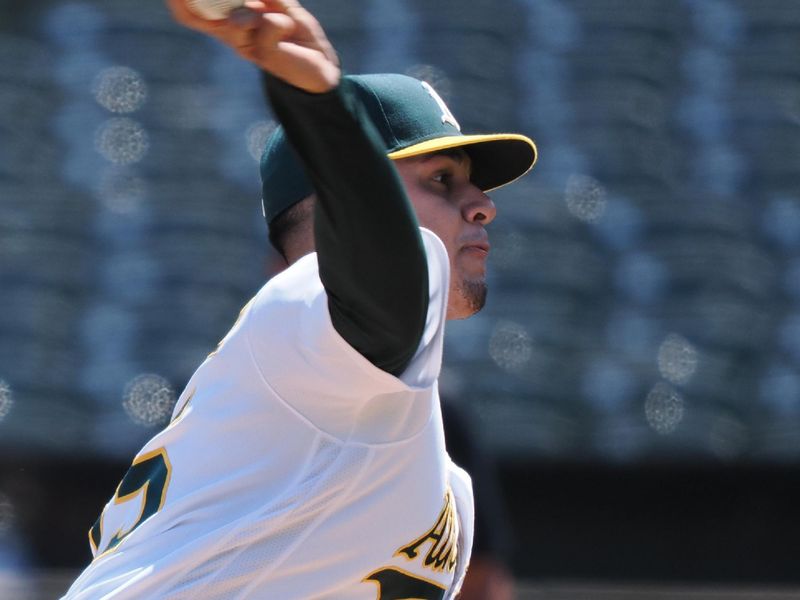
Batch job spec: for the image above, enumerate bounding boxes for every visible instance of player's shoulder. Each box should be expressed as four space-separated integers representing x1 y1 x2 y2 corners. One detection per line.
259 252 321 301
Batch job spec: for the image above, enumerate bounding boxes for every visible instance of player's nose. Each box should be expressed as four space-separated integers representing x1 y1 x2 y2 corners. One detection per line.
462 184 497 225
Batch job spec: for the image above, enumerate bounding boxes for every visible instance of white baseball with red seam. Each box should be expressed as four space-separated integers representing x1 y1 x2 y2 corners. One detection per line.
186 0 246 20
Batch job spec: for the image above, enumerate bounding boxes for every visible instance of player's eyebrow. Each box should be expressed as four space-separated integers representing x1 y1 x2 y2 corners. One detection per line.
420 149 472 176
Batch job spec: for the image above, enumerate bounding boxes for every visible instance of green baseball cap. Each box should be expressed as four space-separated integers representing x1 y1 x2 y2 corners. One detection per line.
261 73 537 225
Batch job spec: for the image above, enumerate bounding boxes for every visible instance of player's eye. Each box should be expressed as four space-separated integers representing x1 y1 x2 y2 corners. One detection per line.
431 171 450 186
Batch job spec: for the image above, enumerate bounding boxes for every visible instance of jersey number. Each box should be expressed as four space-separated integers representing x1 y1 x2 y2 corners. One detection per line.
90 448 172 556
366 567 446 600
90 451 446 600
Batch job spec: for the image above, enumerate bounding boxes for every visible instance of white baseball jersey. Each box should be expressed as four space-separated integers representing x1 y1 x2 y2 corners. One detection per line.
63 228 474 600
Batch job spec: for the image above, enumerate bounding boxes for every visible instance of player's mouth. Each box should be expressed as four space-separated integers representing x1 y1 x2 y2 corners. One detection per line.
461 241 490 257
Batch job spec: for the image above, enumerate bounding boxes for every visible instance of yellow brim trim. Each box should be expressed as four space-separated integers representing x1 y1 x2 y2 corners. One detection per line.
387 133 538 191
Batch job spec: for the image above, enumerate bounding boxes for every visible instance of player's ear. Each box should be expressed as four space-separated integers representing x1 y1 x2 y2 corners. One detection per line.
276 195 316 264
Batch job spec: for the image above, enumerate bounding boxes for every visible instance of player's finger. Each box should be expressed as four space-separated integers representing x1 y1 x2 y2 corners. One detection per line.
243 0 268 9
261 0 306 16
257 12 296 48
261 0 291 12
222 1 276 29
232 11 292 62
229 7 261 27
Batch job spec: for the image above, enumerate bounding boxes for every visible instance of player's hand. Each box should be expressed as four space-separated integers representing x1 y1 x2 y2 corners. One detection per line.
166 0 340 93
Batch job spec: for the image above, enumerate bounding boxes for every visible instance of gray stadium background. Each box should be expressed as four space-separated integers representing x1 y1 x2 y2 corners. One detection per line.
2 0 800 598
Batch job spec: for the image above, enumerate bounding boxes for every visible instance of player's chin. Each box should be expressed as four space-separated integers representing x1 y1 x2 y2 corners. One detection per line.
451 277 488 320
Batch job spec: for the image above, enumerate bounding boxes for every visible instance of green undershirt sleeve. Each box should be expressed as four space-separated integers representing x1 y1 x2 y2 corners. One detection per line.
264 74 429 377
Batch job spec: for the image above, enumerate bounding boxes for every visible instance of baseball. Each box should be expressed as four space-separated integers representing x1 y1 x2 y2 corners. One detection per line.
186 0 246 20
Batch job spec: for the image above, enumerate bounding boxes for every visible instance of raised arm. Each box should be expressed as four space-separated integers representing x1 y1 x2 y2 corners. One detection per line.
167 0 429 376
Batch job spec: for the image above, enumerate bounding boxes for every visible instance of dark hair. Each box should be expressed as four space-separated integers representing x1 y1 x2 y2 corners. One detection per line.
267 196 314 260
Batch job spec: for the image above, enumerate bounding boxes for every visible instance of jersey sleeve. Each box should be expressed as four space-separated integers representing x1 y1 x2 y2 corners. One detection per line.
244 228 449 443
264 75 429 377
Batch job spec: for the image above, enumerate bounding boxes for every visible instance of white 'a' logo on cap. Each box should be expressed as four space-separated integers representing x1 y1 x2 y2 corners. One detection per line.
421 81 461 132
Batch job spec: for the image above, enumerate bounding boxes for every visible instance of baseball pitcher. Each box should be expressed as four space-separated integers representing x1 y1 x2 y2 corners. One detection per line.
62 1 537 598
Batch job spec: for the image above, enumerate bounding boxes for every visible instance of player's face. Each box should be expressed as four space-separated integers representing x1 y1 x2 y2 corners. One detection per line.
394 149 497 320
